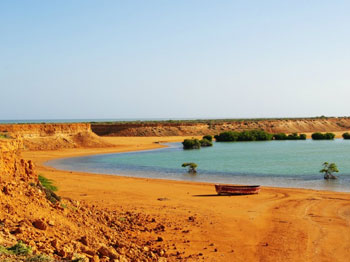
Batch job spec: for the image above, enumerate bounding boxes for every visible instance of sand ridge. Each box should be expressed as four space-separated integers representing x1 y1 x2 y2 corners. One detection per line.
21 136 350 262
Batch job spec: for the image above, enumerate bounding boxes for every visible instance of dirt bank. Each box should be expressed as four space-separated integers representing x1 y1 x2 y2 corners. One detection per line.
1 118 350 151
0 123 111 150
91 117 350 136
0 137 183 262
22 136 350 262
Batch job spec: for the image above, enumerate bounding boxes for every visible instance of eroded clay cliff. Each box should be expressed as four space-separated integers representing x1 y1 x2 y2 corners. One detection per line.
0 123 111 150
91 117 350 137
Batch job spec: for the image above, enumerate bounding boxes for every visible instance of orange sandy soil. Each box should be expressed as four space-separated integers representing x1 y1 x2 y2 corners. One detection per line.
22 137 350 262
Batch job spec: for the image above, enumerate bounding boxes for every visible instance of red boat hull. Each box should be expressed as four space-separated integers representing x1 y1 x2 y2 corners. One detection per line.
215 184 261 195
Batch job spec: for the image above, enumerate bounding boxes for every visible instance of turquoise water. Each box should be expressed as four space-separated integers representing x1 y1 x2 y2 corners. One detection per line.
47 140 350 192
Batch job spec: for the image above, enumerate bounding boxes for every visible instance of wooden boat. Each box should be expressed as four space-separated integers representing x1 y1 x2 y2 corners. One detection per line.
215 184 261 195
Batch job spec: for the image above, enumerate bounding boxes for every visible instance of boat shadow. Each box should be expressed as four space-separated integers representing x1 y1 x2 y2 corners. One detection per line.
192 194 248 197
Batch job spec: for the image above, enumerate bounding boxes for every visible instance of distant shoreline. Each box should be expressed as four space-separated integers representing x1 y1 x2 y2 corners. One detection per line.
1 115 349 124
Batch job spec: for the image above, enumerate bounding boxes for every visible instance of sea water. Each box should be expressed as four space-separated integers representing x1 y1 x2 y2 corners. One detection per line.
47 140 350 192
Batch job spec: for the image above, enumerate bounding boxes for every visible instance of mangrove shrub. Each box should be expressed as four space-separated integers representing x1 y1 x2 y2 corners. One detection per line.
214 131 239 142
182 162 198 173
311 132 335 140
215 130 273 142
320 162 339 179
203 135 213 141
200 138 213 147
182 139 201 149
343 132 350 139
273 133 306 140
273 133 288 140
299 134 307 140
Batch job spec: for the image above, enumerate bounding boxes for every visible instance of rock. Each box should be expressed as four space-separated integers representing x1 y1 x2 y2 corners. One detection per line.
119 255 128 262
143 246 150 252
72 253 89 262
91 255 100 262
48 220 55 226
57 248 67 257
98 244 118 259
81 245 96 256
32 219 47 230
50 239 59 249
156 236 163 242
158 258 167 262
58 245 73 258
157 198 169 201
2 186 10 195
79 235 89 246
11 226 24 234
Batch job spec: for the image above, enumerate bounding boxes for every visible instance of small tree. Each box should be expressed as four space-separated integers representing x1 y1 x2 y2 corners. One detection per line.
182 162 198 173
320 162 339 179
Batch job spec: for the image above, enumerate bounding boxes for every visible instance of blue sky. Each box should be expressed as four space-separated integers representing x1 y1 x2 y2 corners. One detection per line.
1 1 349 120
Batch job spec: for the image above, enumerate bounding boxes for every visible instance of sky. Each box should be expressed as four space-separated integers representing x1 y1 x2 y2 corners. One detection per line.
1 1 350 120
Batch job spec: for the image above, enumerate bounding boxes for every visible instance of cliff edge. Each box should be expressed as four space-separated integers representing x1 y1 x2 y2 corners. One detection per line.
0 123 111 150
91 117 350 137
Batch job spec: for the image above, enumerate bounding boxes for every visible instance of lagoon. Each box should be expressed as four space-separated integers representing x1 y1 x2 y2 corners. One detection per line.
47 140 350 192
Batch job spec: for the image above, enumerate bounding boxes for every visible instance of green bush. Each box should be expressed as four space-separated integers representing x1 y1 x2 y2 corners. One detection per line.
311 132 323 140
273 133 306 140
0 245 11 255
248 130 273 141
299 134 307 140
7 242 32 256
237 131 255 141
38 175 60 204
273 133 288 140
325 133 335 139
287 133 299 140
182 162 197 173
342 132 350 139
182 139 201 149
312 132 335 140
202 135 213 141
38 175 57 192
0 133 11 139
25 254 53 262
215 130 273 142
214 131 239 142
199 138 213 147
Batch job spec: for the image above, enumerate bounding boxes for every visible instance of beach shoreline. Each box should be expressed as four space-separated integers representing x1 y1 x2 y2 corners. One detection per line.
22 136 350 261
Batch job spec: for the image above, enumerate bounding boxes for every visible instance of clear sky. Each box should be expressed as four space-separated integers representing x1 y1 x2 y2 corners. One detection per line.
1 1 349 120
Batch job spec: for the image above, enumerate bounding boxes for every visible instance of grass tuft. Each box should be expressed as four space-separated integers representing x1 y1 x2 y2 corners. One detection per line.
0 245 11 255
37 175 61 204
7 241 32 256
0 133 11 139
25 254 53 262
38 175 58 192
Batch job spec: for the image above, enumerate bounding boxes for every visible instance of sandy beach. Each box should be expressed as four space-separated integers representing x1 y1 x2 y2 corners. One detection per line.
22 136 350 262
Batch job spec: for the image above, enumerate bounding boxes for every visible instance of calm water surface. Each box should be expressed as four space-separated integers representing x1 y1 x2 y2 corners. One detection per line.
47 140 350 192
